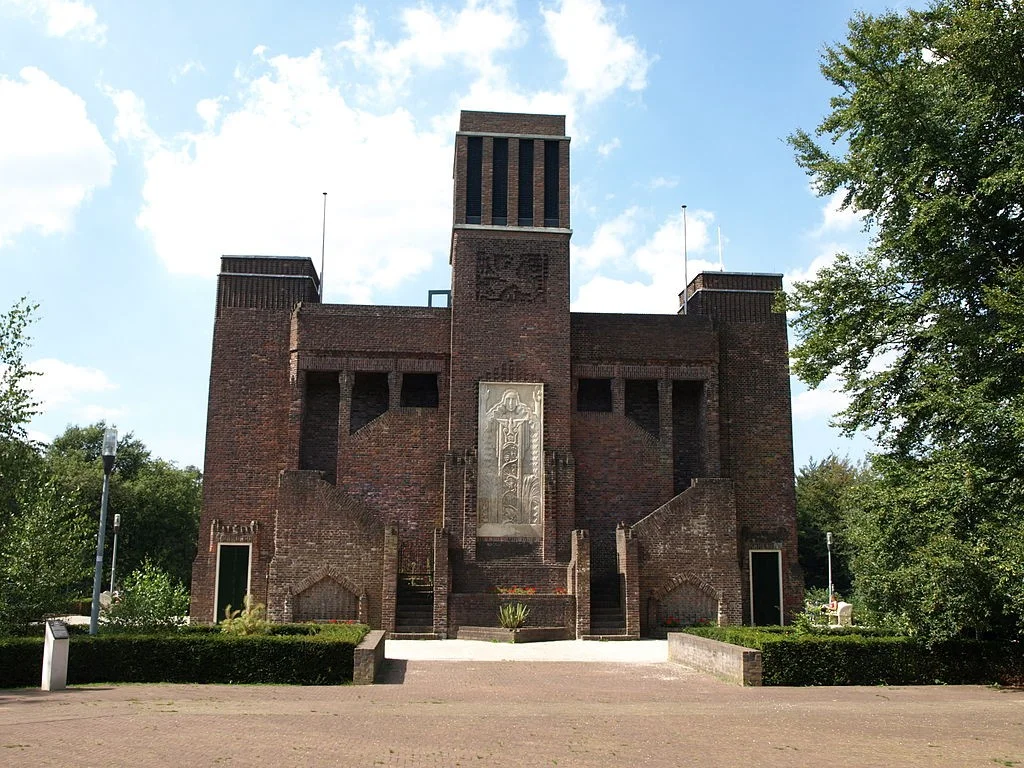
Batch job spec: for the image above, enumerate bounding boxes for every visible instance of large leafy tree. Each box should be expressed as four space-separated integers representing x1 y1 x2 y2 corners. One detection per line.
795 455 866 595
46 424 202 589
786 0 1024 639
0 299 43 528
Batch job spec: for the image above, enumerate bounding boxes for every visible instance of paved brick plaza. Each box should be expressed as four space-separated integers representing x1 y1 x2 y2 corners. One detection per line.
2 660 1022 767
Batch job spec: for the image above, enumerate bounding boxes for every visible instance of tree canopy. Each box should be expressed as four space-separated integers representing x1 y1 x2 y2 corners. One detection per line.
786 0 1024 640
0 299 202 633
795 455 866 595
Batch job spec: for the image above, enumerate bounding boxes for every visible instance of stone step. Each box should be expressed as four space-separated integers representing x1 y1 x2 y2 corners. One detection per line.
581 634 636 641
389 631 442 640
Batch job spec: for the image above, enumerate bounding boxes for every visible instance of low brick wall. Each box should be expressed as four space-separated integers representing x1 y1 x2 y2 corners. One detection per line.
455 626 571 643
448 594 574 633
353 630 386 685
667 632 762 686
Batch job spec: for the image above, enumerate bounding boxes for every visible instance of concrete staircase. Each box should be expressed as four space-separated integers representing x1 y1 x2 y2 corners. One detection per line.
585 578 627 639
391 575 441 639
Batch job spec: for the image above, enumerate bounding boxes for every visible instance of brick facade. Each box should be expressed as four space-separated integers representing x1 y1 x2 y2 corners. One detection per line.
190 111 802 636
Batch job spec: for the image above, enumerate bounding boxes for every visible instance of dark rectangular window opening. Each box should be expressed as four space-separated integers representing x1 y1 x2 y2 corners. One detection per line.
400 373 439 408
672 380 703 494
577 378 612 412
625 379 659 437
492 138 508 225
543 140 559 227
300 372 340 482
466 136 483 224
518 138 534 226
351 372 389 433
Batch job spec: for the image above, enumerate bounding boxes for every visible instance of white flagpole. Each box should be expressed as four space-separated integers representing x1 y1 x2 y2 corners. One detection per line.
682 204 689 314
717 225 724 271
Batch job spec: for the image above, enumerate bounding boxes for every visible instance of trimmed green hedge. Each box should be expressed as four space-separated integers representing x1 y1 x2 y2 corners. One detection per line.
0 624 369 688
683 627 1024 686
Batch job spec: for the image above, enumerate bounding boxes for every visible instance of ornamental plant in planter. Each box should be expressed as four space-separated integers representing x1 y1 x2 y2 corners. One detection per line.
498 602 530 629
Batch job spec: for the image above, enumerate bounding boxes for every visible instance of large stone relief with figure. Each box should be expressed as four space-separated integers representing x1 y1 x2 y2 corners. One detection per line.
477 382 544 539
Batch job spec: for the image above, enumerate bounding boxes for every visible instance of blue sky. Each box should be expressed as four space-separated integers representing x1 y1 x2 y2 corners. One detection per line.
0 0 910 470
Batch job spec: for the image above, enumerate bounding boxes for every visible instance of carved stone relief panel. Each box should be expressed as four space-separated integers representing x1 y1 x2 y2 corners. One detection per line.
477 382 544 539
476 252 547 302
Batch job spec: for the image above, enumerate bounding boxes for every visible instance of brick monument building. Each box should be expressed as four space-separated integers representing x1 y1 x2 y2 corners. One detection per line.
190 111 801 637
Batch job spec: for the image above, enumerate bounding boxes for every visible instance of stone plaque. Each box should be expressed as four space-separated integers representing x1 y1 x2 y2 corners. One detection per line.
477 382 544 539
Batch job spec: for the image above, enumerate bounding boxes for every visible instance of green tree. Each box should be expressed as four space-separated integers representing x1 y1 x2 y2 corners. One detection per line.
0 480 94 634
795 455 866 595
44 423 202 588
0 298 39 441
0 299 43 529
105 560 190 632
785 0 1024 640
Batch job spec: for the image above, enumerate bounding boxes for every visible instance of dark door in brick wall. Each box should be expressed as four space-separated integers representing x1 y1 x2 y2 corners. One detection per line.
216 544 250 623
750 550 782 626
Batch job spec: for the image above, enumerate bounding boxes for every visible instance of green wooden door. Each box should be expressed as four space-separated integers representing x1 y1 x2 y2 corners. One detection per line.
216 545 250 623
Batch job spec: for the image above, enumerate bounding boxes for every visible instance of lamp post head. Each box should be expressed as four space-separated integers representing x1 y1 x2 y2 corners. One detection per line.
113 513 121 533
102 427 118 474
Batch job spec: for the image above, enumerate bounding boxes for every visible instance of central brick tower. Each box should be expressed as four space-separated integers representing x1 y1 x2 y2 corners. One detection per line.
443 111 575 581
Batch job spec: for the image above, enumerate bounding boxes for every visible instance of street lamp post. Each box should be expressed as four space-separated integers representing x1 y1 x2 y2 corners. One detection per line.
826 531 834 600
89 428 118 635
109 513 121 595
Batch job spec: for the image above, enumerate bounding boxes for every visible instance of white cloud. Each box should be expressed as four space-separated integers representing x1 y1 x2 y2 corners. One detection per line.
648 175 678 190
597 137 620 157
631 207 712 280
573 207 719 313
104 1 658 300
1 0 106 43
542 0 652 104
783 246 843 293
196 97 224 128
0 67 114 249
338 1 525 101
105 86 157 147
172 59 206 83
813 188 862 236
792 375 850 421
572 205 638 270
109 51 453 302
27 357 117 411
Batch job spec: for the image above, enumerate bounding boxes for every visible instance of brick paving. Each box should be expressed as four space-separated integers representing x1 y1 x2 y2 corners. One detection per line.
1 660 1022 767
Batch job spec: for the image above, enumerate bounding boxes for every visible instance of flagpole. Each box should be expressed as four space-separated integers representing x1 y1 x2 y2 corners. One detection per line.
681 204 689 314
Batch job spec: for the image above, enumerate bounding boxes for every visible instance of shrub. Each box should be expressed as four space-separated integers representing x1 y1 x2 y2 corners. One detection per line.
681 627 1024 686
105 561 189 632
220 594 271 636
498 602 530 629
0 624 370 688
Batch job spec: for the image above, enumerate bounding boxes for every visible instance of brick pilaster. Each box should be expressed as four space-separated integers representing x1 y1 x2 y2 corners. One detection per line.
432 528 450 636
381 524 398 634
571 530 591 637
617 523 640 638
